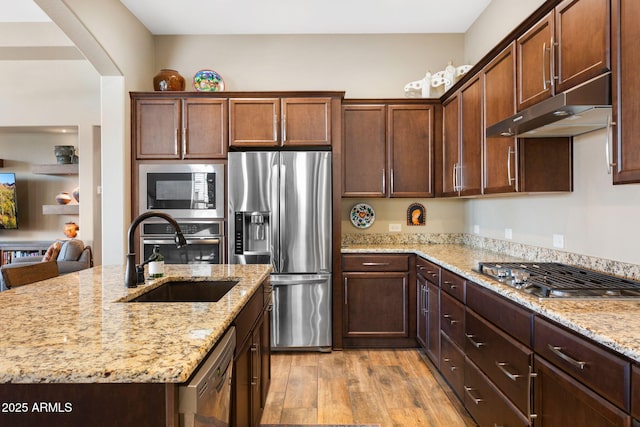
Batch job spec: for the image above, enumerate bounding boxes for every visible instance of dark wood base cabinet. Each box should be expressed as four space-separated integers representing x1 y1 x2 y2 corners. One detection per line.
534 356 631 427
0 383 175 427
416 257 441 366
232 282 271 427
342 254 416 347
464 358 530 427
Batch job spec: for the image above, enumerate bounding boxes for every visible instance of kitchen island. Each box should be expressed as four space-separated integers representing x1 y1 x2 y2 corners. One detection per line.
0 263 272 426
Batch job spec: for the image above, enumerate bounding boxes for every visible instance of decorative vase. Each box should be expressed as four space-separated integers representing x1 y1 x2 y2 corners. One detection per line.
72 187 79 203
55 192 72 205
54 145 75 164
153 69 186 91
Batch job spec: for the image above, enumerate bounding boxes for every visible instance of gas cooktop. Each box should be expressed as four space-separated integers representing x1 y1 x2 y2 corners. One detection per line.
476 262 640 299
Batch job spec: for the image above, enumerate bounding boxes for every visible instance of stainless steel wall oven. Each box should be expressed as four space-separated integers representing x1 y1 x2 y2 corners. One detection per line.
141 219 225 264
139 163 225 219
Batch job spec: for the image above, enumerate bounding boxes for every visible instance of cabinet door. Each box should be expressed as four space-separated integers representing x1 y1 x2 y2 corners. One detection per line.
134 98 181 159
183 98 228 159
233 336 252 427
442 93 460 197
517 11 554 111
612 0 640 184
554 0 610 93
417 273 428 349
260 309 271 412
483 43 518 194
342 104 387 197
342 272 409 338
282 98 331 146
388 105 434 197
250 317 263 427
229 98 279 147
459 75 483 197
426 281 440 366
534 356 631 427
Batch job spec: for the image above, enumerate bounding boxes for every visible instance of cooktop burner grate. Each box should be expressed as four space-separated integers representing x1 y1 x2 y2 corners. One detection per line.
477 262 640 298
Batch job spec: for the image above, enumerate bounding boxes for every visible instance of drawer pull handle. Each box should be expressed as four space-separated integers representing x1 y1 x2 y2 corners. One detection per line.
444 281 457 289
548 345 587 370
465 333 485 348
362 262 390 266
442 357 457 372
443 314 458 325
496 362 523 381
463 386 484 405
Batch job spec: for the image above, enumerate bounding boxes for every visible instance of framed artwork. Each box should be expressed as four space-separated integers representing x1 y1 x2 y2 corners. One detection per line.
407 203 426 226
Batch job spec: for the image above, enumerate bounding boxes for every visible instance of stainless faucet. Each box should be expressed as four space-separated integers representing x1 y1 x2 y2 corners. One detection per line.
125 211 187 288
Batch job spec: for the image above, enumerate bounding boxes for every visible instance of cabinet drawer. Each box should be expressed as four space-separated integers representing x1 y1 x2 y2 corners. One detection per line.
441 268 465 302
440 291 465 348
534 316 630 411
466 308 532 414
342 254 409 272
440 332 465 398
233 285 265 349
416 257 440 283
464 358 529 427
466 281 533 346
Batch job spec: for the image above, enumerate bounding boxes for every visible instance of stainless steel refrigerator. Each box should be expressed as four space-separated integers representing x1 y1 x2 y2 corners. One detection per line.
228 151 332 351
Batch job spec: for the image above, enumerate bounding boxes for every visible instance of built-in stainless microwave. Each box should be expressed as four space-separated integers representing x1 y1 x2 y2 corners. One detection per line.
139 163 225 219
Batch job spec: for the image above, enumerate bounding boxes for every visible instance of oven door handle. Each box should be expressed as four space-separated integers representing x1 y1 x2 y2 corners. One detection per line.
143 238 221 245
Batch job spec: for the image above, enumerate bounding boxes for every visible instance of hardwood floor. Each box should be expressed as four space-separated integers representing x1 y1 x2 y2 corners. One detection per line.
260 349 476 427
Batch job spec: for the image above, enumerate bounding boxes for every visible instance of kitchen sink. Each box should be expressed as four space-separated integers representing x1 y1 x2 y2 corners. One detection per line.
127 280 239 303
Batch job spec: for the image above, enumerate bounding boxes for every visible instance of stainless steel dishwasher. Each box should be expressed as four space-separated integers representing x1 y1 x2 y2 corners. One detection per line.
179 326 236 427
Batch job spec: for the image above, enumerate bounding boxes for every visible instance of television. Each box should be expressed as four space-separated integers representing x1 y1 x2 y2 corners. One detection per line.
0 173 18 229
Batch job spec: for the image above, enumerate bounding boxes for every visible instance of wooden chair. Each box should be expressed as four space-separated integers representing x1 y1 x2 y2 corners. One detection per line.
1 261 59 289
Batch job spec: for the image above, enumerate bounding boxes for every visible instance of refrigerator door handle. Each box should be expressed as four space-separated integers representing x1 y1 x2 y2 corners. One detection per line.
270 159 280 272
272 277 330 286
278 161 287 271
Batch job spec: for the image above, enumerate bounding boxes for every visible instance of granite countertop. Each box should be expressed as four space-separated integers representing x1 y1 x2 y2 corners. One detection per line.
0 264 272 384
343 243 640 364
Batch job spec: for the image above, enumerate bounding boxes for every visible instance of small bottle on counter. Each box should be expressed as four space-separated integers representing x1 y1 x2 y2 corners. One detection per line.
148 245 165 278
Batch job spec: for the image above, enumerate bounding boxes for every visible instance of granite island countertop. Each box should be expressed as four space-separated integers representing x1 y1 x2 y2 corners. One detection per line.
0 264 272 384
343 243 640 364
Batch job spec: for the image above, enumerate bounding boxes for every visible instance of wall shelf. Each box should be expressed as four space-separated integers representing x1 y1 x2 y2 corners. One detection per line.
32 164 78 175
42 204 79 215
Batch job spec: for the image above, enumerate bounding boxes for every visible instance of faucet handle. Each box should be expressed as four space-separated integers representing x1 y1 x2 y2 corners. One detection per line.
135 265 145 285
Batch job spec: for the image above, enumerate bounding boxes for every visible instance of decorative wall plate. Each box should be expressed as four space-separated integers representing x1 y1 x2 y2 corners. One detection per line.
193 69 225 92
350 203 375 229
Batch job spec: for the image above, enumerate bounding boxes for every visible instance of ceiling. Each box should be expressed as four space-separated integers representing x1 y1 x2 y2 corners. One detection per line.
3 0 492 35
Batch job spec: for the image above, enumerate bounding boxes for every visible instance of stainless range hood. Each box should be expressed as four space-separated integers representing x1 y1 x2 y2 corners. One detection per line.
486 73 612 138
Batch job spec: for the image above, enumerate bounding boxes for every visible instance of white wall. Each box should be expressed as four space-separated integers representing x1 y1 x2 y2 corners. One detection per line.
464 0 546 63
154 34 466 98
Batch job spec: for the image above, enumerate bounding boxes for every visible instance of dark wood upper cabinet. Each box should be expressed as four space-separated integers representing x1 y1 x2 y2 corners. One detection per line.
517 11 554 111
229 97 331 148
612 0 640 184
459 75 483 197
388 104 434 197
516 0 610 111
483 43 518 194
282 97 331 147
229 98 280 147
441 76 483 198
342 104 387 197
442 93 460 197
342 101 435 198
554 0 611 93
133 96 228 160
